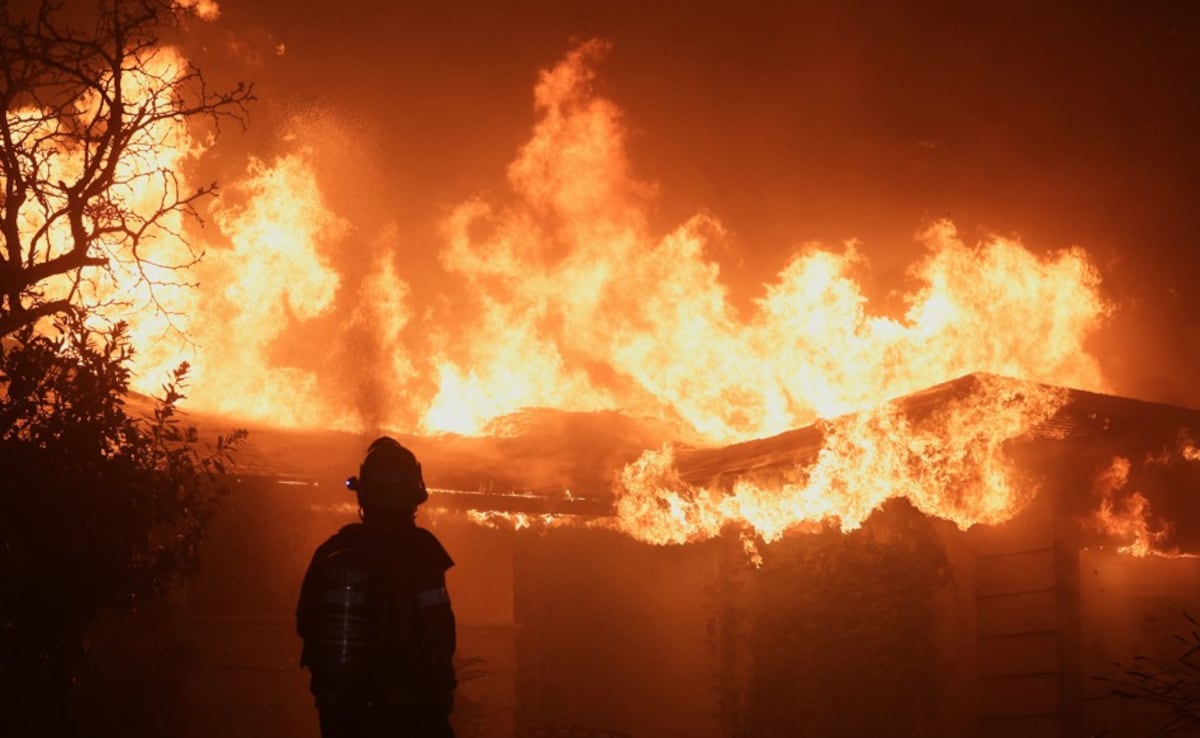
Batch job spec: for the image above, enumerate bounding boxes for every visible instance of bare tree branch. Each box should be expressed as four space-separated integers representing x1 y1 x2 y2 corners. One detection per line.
0 0 254 337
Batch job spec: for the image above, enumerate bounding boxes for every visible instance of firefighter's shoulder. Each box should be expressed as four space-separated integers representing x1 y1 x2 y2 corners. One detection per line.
411 526 455 572
313 522 367 554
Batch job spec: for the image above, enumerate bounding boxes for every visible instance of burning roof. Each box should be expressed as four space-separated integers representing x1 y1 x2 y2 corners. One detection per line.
673 372 1200 483
209 372 1200 557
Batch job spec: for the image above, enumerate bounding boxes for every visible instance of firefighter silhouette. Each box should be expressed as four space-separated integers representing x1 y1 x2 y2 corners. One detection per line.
297 437 457 738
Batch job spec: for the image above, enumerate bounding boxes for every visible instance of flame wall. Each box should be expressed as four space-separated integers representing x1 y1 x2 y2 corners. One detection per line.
110 40 1111 450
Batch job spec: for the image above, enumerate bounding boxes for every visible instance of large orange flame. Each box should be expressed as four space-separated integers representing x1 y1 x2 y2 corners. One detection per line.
429 41 1108 443
1086 435 1200 557
613 376 1069 546
92 39 1108 448
36 38 1129 549
1090 457 1175 557
188 152 347 425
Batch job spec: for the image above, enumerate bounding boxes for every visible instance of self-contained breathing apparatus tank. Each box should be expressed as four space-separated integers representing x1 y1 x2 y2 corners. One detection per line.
315 546 371 691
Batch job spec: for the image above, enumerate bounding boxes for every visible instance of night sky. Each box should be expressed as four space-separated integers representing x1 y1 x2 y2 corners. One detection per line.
183 0 1200 410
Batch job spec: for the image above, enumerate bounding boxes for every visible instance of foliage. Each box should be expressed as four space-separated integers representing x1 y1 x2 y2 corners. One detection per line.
71 605 193 738
723 501 951 738
0 0 253 337
1093 612 1200 736
0 313 245 733
0 2 252 733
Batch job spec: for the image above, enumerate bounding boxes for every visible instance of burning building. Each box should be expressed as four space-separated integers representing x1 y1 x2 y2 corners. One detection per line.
163 372 1200 738
14 6 1198 736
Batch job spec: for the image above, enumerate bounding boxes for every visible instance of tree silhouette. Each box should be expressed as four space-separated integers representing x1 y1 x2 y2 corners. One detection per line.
0 2 251 733
0 0 252 337
0 317 246 734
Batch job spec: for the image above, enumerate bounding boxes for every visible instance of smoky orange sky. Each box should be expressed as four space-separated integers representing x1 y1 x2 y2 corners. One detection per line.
152 0 1200 434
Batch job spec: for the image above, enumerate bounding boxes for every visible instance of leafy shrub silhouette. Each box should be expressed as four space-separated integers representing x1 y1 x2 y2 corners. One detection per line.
1093 611 1200 736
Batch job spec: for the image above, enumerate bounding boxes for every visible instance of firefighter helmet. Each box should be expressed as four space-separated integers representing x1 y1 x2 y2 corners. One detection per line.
348 436 428 509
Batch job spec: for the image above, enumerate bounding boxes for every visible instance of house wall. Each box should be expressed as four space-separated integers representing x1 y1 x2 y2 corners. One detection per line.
170 460 1200 738
173 473 724 738
511 530 725 738
965 487 1083 738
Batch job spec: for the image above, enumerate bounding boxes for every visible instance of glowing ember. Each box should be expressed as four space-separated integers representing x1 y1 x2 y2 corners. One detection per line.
465 511 587 532
1183 441 1200 463
174 0 221 21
